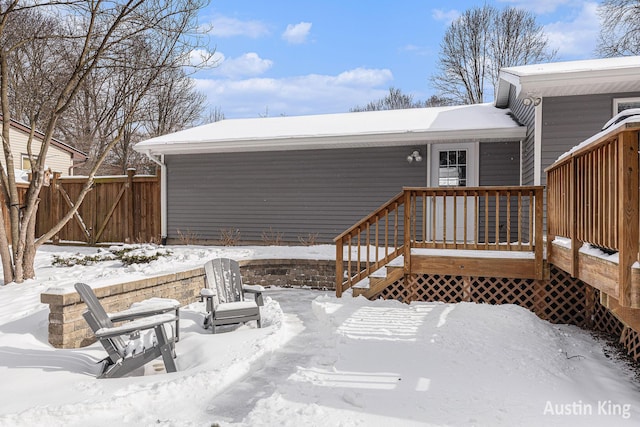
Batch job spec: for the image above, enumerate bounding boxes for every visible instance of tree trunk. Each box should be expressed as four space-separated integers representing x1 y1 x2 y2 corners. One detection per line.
22 199 38 279
0 207 13 284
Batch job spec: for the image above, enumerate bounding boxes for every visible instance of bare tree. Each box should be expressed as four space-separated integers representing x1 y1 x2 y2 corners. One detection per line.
0 0 210 283
351 87 425 112
597 0 640 57
144 67 206 137
431 5 555 104
424 94 459 108
489 7 555 92
207 106 225 123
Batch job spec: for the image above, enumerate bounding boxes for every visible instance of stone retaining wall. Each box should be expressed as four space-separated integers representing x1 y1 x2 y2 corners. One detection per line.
41 268 205 349
238 259 338 289
41 259 339 348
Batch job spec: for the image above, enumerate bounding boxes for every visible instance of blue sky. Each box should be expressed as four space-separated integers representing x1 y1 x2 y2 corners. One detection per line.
193 0 601 118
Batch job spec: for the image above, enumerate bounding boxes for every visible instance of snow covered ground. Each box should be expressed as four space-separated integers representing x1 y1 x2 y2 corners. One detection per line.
0 244 639 426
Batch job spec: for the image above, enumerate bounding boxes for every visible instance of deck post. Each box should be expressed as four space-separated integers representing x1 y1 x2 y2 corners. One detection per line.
617 130 639 307
534 188 544 279
569 157 579 277
336 239 344 298
403 189 411 276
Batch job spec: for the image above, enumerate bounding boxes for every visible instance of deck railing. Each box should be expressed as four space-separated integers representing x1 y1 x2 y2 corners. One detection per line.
546 122 640 307
334 192 406 296
335 186 544 296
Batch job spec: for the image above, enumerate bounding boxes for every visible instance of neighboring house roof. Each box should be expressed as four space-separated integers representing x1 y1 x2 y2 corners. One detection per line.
1 116 88 160
135 103 524 155
495 56 640 107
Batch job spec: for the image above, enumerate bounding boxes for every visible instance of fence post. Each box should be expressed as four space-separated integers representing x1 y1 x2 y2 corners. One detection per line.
51 172 61 245
126 168 135 243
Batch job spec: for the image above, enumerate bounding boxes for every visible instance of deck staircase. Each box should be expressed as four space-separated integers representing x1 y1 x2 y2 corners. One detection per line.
335 186 545 299
352 260 405 299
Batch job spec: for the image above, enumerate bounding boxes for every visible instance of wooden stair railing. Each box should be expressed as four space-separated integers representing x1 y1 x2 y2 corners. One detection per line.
334 192 406 297
336 186 544 297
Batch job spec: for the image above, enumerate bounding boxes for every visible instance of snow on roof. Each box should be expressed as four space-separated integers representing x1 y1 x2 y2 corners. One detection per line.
501 56 640 77
134 103 524 155
496 56 640 105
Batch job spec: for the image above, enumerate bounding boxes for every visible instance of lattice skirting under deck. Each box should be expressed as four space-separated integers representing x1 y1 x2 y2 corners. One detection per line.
378 265 640 360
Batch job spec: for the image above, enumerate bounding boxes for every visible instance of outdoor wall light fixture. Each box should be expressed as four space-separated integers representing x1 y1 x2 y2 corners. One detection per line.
407 149 423 163
522 96 542 107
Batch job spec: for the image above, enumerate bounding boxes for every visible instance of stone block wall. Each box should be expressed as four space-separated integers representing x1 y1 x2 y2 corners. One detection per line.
239 259 338 290
40 259 341 348
41 267 205 349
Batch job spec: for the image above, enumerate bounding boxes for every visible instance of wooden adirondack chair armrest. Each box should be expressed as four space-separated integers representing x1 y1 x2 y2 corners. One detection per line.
200 288 215 303
108 298 180 322
94 313 178 339
243 284 265 306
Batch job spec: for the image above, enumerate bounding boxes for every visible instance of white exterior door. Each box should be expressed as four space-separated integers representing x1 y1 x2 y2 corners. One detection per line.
429 142 478 242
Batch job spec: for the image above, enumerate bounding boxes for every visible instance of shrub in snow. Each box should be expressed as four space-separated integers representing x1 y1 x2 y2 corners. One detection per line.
51 244 172 267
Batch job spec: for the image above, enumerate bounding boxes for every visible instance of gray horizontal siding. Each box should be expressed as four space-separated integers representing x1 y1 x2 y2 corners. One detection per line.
478 140 525 241
506 85 535 185
166 146 428 243
478 141 520 186
541 91 640 187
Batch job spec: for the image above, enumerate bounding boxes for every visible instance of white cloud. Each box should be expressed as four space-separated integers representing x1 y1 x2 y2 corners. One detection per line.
497 0 574 15
211 52 273 78
335 68 393 87
282 22 312 44
432 9 460 25
401 44 433 57
187 49 223 68
210 15 270 38
194 68 394 118
543 2 599 59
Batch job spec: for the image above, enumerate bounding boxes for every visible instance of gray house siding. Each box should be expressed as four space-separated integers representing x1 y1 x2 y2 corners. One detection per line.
478 140 524 242
165 146 428 244
540 91 640 187
165 140 523 244
478 141 520 186
506 85 535 185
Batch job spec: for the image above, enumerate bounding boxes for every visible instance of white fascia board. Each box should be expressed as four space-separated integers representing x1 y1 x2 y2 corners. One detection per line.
497 70 523 96
518 68 640 96
138 128 526 155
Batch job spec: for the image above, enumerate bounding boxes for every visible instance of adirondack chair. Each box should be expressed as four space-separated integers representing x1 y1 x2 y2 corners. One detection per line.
75 283 179 379
201 258 264 333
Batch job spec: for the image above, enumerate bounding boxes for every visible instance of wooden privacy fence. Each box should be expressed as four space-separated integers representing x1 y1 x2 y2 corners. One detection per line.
335 186 544 296
2 169 160 245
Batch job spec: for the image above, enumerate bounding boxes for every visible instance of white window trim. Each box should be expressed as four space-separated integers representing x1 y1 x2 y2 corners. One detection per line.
21 154 36 170
613 97 640 115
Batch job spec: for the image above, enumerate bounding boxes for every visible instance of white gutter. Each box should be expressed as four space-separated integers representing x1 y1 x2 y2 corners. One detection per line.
144 151 167 244
136 127 526 156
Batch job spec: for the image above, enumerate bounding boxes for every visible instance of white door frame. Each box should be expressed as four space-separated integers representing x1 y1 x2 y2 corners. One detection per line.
428 142 479 242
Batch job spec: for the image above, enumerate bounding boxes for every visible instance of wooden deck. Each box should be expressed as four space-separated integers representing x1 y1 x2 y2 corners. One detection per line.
334 122 640 359
546 121 640 328
335 186 545 299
